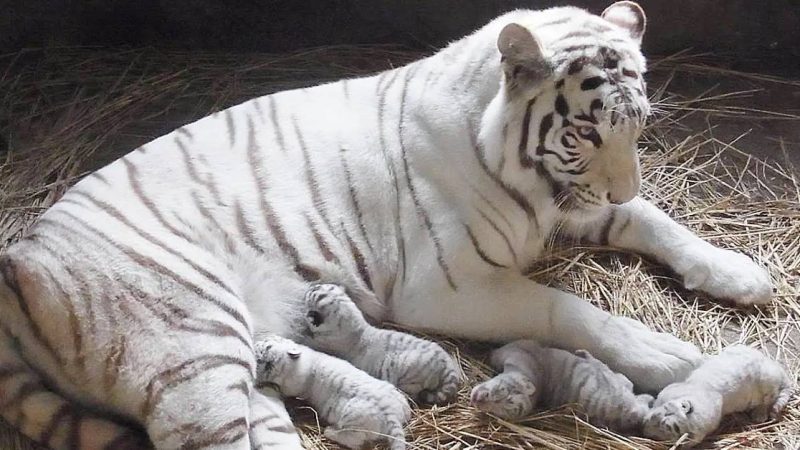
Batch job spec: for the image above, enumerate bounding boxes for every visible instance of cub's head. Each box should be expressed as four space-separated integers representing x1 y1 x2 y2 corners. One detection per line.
487 2 650 216
642 384 722 446
303 283 367 339
253 335 304 384
470 372 539 420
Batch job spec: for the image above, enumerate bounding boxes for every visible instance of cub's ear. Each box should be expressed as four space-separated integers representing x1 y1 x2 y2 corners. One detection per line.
522 380 537 397
497 23 551 90
601 1 646 44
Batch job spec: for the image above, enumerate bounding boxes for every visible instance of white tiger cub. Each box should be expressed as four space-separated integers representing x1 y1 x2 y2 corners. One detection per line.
643 344 792 446
254 335 411 450
303 283 462 404
471 340 653 431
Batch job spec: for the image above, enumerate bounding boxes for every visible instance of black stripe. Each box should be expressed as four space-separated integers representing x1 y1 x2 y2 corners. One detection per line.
343 227 373 292
302 212 338 263
377 68 406 291
581 76 606 91
0 257 65 366
468 123 539 232
122 159 195 243
398 67 456 291
176 138 224 205
267 96 287 153
622 68 638 78
599 210 616 246
537 112 554 155
465 225 506 268
518 97 536 168
142 355 251 418
563 44 594 53
555 94 569 117
252 98 265 123
38 404 72 445
246 116 318 281
293 117 333 230
340 148 375 254
540 16 572 27
42 213 251 335
89 172 111 186
67 192 241 301
477 209 518 266
560 30 593 40
616 213 632 237
176 127 194 140
224 110 236 147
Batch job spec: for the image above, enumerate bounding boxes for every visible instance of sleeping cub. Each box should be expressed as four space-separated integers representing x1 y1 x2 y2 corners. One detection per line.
643 344 792 446
254 335 411 450
471 340 653 431
303 283 462 403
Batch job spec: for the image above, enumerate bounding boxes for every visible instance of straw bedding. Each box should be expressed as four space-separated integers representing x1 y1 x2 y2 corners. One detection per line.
1 46 798 450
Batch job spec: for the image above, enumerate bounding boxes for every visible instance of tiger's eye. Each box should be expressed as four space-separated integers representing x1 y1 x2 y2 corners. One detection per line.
578 126 594 137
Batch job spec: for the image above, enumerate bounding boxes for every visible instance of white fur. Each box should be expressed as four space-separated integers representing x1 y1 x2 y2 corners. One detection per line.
303 283 462 403
643 344 792 446
0 3 773 448
254 335 410 450
472 340 652 430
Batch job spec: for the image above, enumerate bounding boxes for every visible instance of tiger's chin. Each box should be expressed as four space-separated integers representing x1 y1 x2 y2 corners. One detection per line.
558 190 609 220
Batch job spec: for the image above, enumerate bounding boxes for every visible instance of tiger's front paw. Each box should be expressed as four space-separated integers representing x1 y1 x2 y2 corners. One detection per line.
601 316 702 393
678 246 772 305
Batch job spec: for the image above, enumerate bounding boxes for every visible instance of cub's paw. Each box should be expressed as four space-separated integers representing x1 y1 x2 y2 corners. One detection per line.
417 353 462 405
601 316 702 393
679 246 772 306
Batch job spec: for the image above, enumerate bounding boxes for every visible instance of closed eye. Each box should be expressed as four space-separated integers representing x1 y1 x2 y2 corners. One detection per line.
307 310 323 327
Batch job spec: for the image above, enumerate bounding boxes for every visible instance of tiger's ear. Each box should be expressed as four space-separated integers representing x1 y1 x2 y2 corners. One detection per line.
601 1 646 44
497 23 551 90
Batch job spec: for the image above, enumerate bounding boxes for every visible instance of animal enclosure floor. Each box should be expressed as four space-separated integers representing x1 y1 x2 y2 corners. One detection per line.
1 47 799 449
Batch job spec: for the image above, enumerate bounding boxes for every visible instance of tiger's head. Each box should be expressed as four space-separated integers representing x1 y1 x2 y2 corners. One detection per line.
485 2 649 216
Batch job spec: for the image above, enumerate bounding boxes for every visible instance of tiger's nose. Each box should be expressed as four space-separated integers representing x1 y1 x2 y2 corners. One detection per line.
606 192 626 205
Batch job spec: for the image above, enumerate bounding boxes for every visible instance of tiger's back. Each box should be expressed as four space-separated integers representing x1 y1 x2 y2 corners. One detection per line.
0 2 659 448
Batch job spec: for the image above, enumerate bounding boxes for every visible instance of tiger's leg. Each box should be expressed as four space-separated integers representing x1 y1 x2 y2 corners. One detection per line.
248 387 303 450
0 230 261 450
392 272 702 393
0 329 150 450
568 197 772 305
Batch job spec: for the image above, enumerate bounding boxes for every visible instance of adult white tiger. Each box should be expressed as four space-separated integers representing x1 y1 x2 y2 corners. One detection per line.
0 2 772 449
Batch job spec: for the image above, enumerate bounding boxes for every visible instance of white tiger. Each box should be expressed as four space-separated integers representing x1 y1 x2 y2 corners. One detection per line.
471 340 653 431
643 344 792 446
253 335 411 450
303 283 462 403
0 1 772 448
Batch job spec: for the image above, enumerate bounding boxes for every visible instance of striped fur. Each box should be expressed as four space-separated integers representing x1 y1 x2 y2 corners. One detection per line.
254 335 410 450
471 340 653 431
303 283 461 404
643 345 793 446
0 2 772 448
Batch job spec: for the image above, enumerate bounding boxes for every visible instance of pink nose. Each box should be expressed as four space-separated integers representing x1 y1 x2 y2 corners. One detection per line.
470 389 488 405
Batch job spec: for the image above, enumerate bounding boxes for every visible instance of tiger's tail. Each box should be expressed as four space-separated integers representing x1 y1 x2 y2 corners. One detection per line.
0 261 151 450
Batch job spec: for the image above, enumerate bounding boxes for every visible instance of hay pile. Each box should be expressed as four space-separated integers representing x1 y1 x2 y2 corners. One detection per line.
1 47 798 450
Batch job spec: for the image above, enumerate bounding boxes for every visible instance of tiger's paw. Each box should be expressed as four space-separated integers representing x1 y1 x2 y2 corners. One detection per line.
601 316 702 393
678 246 772 306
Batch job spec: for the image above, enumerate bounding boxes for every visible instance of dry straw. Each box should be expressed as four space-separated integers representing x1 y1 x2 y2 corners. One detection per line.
0 46 797 450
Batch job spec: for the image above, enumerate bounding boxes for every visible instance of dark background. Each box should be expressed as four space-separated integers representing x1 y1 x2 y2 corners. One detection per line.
3 1 799 70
